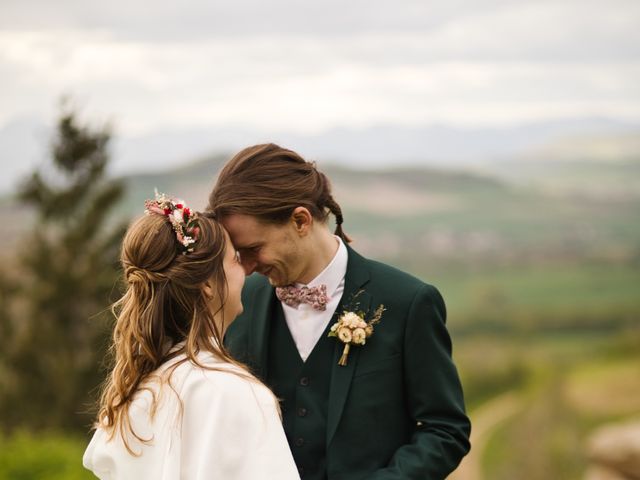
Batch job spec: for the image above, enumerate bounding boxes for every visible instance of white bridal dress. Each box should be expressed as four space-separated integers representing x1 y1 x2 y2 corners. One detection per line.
83 351 300 479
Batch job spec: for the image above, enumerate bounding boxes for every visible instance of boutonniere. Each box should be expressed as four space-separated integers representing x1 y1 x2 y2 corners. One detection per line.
328 290 385 366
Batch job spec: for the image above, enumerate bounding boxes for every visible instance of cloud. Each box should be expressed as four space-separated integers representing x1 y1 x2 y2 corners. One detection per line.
0 0 638 135
0 0 511 39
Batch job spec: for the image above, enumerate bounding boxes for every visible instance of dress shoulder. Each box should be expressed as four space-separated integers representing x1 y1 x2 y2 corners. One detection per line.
175 352 299 479
170 351 279 427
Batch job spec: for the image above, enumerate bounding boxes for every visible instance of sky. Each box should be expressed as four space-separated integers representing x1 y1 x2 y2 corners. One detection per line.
0 0 639 188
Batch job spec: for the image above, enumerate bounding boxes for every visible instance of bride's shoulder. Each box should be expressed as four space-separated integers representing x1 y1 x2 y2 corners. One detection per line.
172 351 274 407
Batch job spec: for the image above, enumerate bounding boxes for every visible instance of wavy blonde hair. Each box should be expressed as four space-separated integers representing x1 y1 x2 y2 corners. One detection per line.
94 212 249 453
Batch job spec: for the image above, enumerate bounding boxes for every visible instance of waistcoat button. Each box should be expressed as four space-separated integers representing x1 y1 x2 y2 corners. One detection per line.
295 437 305 447
299 377 310 386
298 407 307 417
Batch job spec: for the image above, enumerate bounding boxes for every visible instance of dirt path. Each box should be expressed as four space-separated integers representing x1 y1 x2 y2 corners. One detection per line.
448 392 524 480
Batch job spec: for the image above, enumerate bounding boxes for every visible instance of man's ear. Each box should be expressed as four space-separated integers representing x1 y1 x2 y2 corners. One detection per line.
291 206 313 236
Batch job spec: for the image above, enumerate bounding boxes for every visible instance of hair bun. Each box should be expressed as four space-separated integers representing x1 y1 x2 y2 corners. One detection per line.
125 266 168 285
125 267 147 285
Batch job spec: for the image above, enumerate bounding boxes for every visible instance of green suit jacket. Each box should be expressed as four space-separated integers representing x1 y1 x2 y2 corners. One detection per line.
225 245 471 479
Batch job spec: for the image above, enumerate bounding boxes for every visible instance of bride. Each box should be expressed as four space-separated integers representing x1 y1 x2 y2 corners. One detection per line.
83 192 299 479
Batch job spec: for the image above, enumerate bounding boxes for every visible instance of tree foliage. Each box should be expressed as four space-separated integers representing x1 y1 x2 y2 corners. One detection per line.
0 108 127 433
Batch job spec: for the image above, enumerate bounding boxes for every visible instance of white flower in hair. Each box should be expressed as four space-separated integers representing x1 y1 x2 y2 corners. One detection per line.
171 209 184 225
182 236 196 247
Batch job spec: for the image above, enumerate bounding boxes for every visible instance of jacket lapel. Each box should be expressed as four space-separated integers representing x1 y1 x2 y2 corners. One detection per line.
326 245 371 447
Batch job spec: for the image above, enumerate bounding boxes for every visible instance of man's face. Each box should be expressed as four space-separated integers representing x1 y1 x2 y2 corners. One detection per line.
221 214 305 287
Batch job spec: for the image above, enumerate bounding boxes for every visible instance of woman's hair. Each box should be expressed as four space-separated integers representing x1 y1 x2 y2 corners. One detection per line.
95 211 245 453
207 143 351 242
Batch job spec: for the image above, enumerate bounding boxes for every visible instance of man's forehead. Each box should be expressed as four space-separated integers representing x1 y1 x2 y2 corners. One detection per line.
222 214 265 244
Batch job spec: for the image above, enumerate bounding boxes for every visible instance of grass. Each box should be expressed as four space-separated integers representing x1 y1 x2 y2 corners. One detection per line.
565 357 640 416
0 431 94 480
476 333 640 480
430 262 640 333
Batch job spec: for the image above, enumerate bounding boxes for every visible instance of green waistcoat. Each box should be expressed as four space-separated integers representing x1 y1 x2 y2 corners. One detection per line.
267 302 334 480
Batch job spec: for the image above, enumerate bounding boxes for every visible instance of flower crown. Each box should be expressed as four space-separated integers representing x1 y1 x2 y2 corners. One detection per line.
144 189 200 254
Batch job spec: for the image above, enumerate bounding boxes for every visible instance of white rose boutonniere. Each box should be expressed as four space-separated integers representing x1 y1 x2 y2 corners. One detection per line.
328 292 385 366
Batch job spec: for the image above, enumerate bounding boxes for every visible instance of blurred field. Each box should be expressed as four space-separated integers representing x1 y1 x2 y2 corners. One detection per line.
0 432 94 480
467 333 640 480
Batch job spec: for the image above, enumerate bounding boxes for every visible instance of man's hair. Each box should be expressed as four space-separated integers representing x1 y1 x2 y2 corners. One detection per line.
208 143 351 242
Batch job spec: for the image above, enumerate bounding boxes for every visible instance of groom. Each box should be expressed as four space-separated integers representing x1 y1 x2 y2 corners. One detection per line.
207 144 470 480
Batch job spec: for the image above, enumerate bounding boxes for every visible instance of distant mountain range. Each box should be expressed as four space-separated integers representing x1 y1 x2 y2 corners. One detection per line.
2 114 638 279
5 146 628 270
1 115 639 194
93 157 635 291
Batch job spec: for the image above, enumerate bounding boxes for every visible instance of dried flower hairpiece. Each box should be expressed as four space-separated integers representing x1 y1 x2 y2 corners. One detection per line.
144 189 200 254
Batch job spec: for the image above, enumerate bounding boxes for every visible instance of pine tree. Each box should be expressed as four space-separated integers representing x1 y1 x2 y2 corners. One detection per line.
0 108 128 432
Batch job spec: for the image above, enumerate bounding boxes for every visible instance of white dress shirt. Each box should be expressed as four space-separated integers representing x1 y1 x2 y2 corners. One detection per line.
83 350 299 480
281 236 348 362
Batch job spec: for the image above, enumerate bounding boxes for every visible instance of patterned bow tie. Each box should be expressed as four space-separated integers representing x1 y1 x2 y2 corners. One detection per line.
276 284 329 311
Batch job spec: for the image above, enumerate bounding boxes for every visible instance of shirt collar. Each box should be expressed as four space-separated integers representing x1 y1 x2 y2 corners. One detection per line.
296 236 348 298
